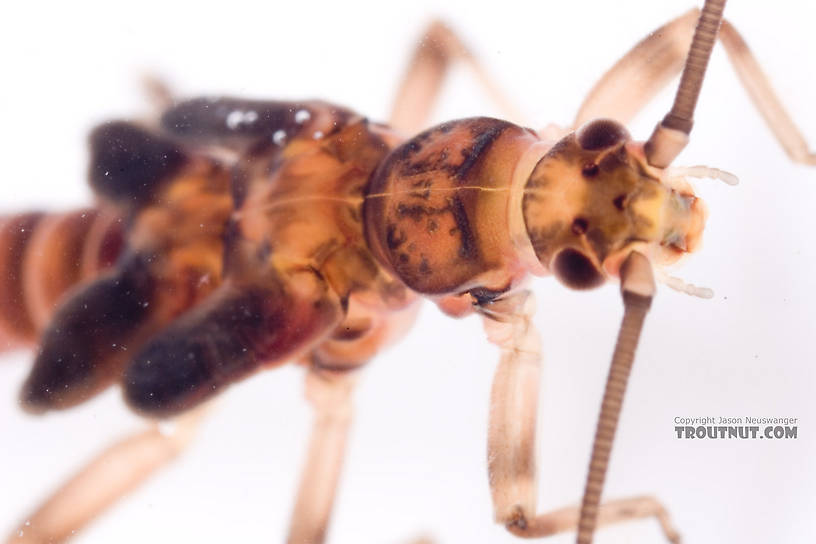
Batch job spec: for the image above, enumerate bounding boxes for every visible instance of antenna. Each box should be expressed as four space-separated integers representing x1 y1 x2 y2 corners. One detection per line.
645 0 728 168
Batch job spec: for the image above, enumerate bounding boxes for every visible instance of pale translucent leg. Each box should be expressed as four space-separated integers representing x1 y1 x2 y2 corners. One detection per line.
573 10 699 129
140 73 175 111
389 21 524 135
405 537 435 544
286 368 356 544
504 497 680 542
717 20 816 165
5 406 208 544
481 290 679 542
573 9 815 166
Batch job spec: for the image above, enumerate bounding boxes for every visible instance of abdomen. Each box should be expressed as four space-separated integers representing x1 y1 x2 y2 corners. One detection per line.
0 209 123 350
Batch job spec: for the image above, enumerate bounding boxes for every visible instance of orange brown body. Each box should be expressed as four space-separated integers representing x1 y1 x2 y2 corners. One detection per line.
0 210 122 349
5 6 815 543
0 98 703 418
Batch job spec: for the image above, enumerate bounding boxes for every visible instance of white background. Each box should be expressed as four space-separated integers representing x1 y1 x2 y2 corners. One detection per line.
1 1 814 543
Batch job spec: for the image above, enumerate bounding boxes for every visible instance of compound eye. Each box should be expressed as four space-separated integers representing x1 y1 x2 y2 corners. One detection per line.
576 119 630 150
552 248 605 290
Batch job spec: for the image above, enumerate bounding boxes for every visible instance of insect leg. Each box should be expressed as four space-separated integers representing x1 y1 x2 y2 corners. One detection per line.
481 289 680 542
285 297 419 543
573 8 814 165
389 20 523 135
572 10 699 128
5 405 208 544
140 73 175 111
717 20 816 165
286 367 356 544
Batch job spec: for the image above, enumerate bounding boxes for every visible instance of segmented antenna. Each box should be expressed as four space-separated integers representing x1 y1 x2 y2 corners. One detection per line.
575 252 659 544
572 7 732 538
645 0 728 167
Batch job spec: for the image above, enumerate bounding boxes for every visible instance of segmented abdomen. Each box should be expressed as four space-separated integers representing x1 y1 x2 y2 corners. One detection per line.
0 208 123 350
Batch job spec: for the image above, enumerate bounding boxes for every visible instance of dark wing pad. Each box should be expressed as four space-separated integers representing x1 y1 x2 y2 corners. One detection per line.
89 121 188 206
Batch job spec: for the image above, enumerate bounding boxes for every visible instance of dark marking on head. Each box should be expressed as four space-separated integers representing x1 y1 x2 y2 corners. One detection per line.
581 163 599 178
613 194 627 210
576 119 630 150
552 248 604 290
585 229 611 263
599 146 629 172
571 217 589 235
89 122 188 206
526 221 564 263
